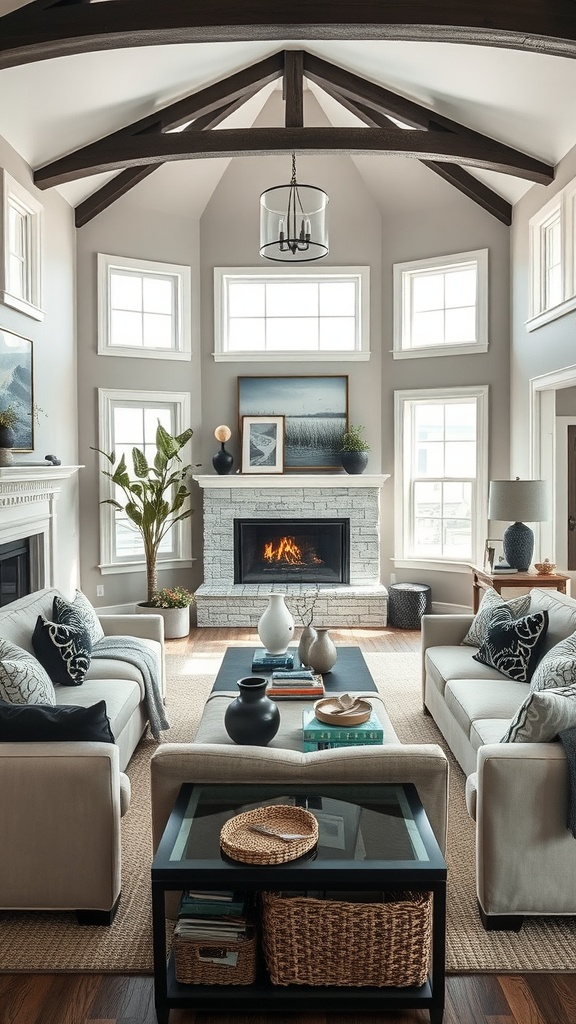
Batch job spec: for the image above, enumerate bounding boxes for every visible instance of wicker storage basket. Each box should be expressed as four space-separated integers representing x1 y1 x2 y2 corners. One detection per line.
261 891 432 988
173 928 257 986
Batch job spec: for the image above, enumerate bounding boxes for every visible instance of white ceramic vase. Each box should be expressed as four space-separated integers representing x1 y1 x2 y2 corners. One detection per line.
257 593 295 655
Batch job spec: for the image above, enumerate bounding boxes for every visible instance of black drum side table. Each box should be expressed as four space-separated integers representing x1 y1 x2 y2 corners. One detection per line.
389 583 432 629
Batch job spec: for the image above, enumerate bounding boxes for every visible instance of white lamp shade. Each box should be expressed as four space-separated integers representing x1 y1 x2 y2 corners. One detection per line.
488 479 548 523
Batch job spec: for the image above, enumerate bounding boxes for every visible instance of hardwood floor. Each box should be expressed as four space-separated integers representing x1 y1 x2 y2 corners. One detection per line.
1 625 574 1024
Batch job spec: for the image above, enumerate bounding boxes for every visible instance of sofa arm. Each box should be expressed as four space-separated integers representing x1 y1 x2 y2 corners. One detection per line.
150 742 449 856
0 742 125 914
421 613 474 689
473 743 576 917
99 612 164 644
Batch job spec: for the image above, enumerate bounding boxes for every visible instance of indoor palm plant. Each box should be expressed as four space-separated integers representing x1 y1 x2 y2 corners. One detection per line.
93 423 194 605
339 424 371 474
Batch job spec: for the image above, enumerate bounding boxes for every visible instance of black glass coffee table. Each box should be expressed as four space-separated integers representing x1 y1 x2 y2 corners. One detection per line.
151 781 446 1023
211 645 377 693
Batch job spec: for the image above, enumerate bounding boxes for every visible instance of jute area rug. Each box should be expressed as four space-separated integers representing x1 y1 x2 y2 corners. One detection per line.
2 644 576 974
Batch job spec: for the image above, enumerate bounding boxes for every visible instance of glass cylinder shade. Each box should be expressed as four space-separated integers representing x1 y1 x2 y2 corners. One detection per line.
260 183 329 263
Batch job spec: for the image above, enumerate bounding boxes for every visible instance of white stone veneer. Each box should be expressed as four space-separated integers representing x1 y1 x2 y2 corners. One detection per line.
193 475 389 627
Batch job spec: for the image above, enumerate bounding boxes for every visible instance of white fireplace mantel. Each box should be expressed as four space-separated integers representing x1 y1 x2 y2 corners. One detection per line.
193 473 390 489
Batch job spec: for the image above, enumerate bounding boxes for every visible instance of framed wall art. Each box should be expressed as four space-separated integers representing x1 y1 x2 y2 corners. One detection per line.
237 375 349 471
241 415 284 474
0 328 33 450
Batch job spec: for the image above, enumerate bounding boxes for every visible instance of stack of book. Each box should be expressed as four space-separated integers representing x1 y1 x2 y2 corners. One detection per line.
267 670 325 700
251 648 295 672
302 706 384 751
174 890 252 943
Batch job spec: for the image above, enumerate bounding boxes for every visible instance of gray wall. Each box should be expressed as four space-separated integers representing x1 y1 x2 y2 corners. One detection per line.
0 134 80 595
556 387 576 415
74 89 512 611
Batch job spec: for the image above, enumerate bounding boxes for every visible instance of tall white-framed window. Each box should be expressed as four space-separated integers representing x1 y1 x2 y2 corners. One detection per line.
394 386 489 569
0 169 43 321
528 176 576 330
214 266 370 361
97 389 192 575
97 253 192 359
393 249 488 359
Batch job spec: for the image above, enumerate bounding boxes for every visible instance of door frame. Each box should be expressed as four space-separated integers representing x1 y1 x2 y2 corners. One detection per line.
530 362 576 570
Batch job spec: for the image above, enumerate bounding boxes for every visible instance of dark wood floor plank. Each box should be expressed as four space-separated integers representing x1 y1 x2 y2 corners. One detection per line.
87 975 156 1024
498 976 549 1024
520 973 576 1024
0 973 56 1024
448 974 512 1018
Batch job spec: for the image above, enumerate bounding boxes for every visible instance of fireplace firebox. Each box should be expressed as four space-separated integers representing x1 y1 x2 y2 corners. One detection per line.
234 518 350 585
0 539 30 607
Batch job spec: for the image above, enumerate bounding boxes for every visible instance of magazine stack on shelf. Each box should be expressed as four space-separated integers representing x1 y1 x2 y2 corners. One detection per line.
302 706 384 751
267 670 325 700
174 890 252 943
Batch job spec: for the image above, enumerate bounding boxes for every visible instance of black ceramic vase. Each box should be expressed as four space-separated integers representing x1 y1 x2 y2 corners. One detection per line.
340 450 368 474
212 442 234 475
224 676 280 746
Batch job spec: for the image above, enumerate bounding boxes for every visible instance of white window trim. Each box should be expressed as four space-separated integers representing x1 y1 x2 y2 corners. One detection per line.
97 253 192 360
393 385 489 569
392 248 488 359
97 388 193 575
527 176 576 331
213 265 370 362
0 169 44 321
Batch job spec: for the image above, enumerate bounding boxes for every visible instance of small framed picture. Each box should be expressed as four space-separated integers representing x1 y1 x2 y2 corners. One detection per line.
241 415 284 474
485 538 504 572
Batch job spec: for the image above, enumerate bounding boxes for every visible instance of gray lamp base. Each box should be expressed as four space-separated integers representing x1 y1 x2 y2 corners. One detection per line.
503 522 534 572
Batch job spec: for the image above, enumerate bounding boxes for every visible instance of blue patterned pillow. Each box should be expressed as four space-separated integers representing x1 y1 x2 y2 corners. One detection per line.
53 590 104 646
473 609 549 683
32 615 92 686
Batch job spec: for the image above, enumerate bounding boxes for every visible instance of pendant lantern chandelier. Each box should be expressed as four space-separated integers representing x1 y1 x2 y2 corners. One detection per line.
259 153 329 263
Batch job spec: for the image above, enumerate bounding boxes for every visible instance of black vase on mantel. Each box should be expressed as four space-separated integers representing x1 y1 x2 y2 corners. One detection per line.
212 442 233 475
224 676 280 746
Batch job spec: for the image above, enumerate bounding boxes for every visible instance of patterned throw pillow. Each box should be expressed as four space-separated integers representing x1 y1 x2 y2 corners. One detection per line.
502 684 576 742
473 608 549 683
53 590 104 646
529 631 576 693
461 587 532 647
0 639 56 706
32 616 92 686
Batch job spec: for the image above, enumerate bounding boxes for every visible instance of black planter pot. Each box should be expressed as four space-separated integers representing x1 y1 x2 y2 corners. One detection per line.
340 450 369 474
224 676 280 746
212 442 234 475
0 425 15 449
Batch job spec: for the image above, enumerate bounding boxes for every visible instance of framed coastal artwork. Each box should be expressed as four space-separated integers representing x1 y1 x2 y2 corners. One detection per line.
237 375 349 471
241 415 284 474
0 328 33 451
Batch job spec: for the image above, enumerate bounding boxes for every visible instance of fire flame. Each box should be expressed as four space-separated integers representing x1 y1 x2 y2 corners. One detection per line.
263 536 303 564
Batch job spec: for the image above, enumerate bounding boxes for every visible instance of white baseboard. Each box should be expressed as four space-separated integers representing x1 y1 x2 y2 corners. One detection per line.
95 602 137 616
432 601 472 615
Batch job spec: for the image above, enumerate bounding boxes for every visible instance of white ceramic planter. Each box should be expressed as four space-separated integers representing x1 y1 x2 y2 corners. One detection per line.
136 603 190 639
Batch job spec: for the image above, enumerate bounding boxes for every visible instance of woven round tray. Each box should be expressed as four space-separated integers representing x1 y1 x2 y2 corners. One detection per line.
220 805 318 865
314 695 372 727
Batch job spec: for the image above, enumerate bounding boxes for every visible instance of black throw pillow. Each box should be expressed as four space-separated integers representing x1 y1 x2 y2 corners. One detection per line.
0 700 114 742
473 608 549 683
32 615 92 686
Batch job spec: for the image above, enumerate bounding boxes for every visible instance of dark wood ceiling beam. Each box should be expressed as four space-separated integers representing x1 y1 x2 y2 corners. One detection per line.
34 125 555 190
326 91 512 225
284 50 304 128
3 2 576 69
74 96 251 228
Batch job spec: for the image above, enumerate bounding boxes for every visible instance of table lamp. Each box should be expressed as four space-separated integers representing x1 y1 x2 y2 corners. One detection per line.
487 478 548 571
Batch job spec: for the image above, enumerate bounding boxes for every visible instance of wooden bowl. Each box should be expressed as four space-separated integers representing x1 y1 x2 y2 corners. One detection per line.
313 695 372 727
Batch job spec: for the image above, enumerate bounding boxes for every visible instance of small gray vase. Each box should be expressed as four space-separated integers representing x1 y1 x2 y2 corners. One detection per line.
307 628 337 674
297 624 317 667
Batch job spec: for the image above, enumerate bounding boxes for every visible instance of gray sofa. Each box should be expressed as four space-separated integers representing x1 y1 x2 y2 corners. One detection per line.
0 588 165 923
422 586 576 929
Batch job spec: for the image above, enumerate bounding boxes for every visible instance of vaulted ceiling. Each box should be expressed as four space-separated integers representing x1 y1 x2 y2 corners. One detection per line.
2 1 576 228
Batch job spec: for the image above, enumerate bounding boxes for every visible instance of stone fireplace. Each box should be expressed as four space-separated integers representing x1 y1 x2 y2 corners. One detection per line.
193 474 389 627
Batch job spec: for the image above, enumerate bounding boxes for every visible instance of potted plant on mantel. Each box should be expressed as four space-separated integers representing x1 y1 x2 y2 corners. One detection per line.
339 424 371 474
0 405 17 467
92 423 195 637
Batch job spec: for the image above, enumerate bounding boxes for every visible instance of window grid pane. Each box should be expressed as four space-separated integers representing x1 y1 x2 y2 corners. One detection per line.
109 270 177 350
403 257 481 351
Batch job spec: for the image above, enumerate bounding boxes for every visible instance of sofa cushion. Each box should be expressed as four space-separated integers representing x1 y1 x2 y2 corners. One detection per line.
444 677 529 737
528 588 576 656
529 631 576 693
425 646 506 700
0 699 114 743
461 587 531 647
502 684 576 742
473 609 548 683
32 615 92 686
54 676 142 740
53 589 105 646
0 639 56 706
469 717 512 751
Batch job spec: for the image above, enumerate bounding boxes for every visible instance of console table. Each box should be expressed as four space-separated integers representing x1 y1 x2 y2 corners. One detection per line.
151 781 447 1024
470 565 570 612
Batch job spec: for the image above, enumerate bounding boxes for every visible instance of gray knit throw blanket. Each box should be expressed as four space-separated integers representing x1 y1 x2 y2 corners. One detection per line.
559 726 576 838
91 636 169 741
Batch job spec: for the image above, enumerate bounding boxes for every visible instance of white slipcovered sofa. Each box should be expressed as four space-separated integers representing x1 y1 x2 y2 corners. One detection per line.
0 588 165 924
422 586 576 930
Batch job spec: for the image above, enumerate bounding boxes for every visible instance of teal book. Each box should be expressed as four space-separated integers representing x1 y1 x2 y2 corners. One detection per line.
303 739 382 752
302 706 384 743
252 649 295 670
